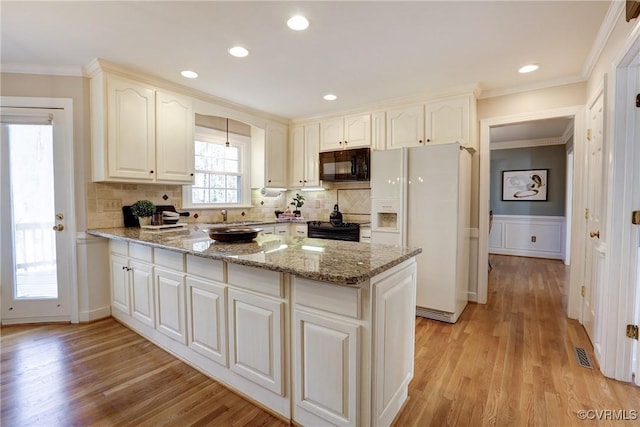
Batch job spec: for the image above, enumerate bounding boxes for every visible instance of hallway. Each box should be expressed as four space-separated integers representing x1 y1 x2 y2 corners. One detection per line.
394 254 639 426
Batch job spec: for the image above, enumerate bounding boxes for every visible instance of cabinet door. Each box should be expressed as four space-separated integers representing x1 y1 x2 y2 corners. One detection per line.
110 254 131 314
155 90 194 183
130 260 154 327
372 262 416 426
386 104 424 148
343 114 371 148
106 75 155 180
371 111 386 150
155 267 186 344
289 126 305 187
292 224 308 237
294 309 360 426
265 124 287 187
186 276 227 366
320 117 345 151
425 96 469 146
259 225 275 236
303 123 320 186
228 289 284 395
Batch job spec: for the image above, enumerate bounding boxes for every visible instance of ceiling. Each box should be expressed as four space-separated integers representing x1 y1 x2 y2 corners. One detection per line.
491 117 574 145
1 1 612 119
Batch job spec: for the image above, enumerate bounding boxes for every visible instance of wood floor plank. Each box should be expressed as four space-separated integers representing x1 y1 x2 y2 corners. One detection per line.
2 255 639 426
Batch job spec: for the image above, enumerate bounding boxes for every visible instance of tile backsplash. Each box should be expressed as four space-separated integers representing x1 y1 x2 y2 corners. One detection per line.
87 183 371 228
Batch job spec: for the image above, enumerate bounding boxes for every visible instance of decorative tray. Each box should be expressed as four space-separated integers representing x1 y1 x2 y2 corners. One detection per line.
205 226 261 243
140 223 187 231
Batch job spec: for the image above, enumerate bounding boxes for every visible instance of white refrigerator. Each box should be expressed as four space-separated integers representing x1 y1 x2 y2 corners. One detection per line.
371 142 472 323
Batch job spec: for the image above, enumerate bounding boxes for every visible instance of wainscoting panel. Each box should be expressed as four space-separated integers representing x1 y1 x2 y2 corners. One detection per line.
489 215 565 260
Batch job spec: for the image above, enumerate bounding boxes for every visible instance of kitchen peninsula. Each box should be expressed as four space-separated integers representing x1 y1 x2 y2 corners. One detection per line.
88 225 421 426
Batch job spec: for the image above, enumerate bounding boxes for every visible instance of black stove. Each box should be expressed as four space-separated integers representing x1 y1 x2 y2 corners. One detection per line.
307 221 360 242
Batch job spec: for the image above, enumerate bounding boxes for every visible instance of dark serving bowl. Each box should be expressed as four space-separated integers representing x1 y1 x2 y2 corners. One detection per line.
205 227 261 243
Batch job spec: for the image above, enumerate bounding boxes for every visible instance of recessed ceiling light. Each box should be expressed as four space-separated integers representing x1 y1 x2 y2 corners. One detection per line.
519 64 539 73
323 94 337 101
180 70 198 79
287 15 309 31
229 46 249 58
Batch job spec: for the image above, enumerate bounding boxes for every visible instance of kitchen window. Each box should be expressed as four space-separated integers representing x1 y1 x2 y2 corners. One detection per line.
182 126 251 208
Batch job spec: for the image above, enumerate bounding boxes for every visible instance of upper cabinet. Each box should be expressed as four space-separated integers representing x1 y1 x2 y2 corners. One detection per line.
265 123 288 188
386 104 425 149
320 114 371 151
425 95 473 149
289 123 320 188
90 70 194 184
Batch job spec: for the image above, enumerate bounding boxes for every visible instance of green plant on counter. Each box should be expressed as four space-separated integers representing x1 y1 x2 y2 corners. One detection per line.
290 193 305 209
131 199 156 218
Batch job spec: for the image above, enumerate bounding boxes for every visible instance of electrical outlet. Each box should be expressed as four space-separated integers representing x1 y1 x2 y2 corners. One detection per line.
104 199 122 211
531 236 537 243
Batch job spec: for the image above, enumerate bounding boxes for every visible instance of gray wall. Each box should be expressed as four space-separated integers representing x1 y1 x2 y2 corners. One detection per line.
490 145 566 216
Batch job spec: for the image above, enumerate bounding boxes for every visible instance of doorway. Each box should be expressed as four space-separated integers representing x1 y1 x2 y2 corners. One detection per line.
478 106 585 315
0 98 76 324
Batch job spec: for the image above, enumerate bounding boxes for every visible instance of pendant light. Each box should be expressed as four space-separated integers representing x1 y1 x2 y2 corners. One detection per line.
225 118 230 148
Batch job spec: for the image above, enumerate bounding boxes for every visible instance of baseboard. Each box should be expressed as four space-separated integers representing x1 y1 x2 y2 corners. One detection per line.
78 306 111 323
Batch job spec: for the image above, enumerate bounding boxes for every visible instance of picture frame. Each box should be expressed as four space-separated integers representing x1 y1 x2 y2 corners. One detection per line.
502 169 548 201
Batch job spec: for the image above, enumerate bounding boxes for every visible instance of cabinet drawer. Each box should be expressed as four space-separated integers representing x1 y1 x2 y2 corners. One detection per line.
186 255 224 282
130 242 153 262
228 264 283 298
110 240 128 256
155 248 184 271
294 277 361 319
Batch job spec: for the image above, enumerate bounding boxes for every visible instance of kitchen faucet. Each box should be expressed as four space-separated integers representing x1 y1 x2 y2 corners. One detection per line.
221 209 227 222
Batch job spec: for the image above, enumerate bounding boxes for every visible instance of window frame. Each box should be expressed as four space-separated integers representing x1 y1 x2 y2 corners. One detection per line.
182 125 252 209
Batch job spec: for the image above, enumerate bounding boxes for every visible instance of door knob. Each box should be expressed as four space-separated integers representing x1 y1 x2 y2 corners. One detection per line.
53 224 64 231
589 230 600 238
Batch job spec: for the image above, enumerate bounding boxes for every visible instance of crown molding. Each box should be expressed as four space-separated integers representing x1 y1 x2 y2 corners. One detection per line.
491 137 566 151
581 0 625 80
0 63 85 77
477 74 585 100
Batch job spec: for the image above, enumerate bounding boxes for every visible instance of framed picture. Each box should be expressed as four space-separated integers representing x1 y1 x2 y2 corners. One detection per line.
502 169 548 201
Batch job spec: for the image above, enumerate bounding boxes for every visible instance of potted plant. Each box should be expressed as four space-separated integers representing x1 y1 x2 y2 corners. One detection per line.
290 193 305 217
131 199 156 226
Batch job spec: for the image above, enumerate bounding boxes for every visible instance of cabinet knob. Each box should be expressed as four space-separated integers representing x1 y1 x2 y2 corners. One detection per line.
299 180 303 183
427 139 431 143
339 141 342 145
150 170 154 174
418 140 423 144
268 179 272 183
344 140 348 144
190 173 194 177
590 230 600 239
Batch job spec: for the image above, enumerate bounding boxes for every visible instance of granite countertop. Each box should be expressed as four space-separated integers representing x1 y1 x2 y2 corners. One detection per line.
87 225 419 286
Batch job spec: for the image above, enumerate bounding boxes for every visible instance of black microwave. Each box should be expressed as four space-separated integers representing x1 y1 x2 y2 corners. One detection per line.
319 148 370 182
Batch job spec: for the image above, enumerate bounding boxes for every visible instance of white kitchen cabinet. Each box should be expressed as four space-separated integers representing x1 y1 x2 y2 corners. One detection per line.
265 124 288 188
274 224 289 236
155 266 187 344
130 259 155 328
89 64 195 184
291 224 307 237
360 226 371 243
228 288 284 395
371 111 386 150
386 104 425 148
424 95 471 148
110 253 131 314
155 90 195 183
259 225 275 236
289 123 320 188
186 275 228 366
320 114 371 151
293 309 360 426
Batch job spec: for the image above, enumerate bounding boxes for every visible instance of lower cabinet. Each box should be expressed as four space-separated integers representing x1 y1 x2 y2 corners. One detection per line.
227 288 284 396
186 276 227 366
155 267 186 344
110 253 131 314
130 260 154 327
294 309 360 427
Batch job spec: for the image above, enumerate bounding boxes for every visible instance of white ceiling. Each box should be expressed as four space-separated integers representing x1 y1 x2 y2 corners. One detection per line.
1 1 612 119
491 117 574 144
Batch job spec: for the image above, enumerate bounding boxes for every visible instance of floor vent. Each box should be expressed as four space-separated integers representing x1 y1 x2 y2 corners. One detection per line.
574 347 594 369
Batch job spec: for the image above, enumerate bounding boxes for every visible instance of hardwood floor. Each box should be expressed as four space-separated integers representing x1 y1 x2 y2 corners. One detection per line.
1 255 638 426
394 255 640 426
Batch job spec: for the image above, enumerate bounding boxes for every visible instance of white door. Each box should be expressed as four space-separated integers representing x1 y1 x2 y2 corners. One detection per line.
583 90 605 345
633 65 640 386
0 99 75 324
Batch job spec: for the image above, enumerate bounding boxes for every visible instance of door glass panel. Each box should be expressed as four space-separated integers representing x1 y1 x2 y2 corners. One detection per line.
8 124 58 298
